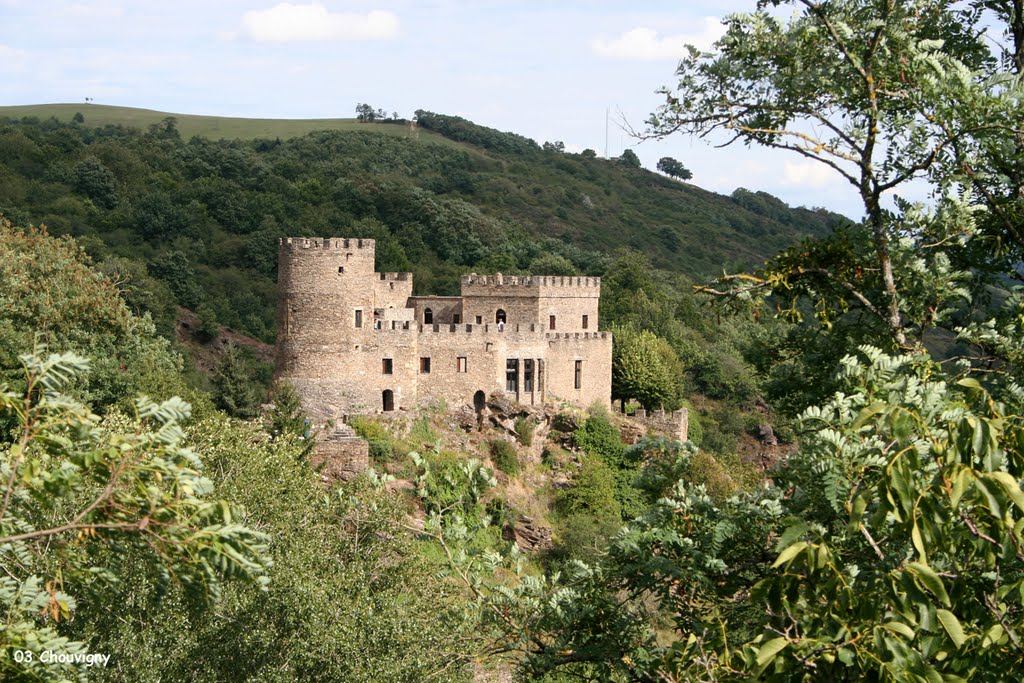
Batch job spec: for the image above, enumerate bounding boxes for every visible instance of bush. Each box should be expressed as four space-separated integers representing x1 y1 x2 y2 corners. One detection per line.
409 416 439 445
573 415 624 464
368 438 394 462
349 415 391 442
514 416 534 446
489 439 520 476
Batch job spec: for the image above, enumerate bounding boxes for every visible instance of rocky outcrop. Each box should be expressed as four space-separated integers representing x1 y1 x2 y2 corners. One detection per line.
308 425 369 485
502 515 553 552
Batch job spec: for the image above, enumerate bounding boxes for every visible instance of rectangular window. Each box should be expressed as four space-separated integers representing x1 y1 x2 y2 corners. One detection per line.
420 357 431 374
523 359 534 392
382 358 393 374
457 356 468 373
549 315 556 330
476 315 483 324
453 314 461 324
506 359 519 392
355 309 363 328
574 360 582 389
582 314 589 330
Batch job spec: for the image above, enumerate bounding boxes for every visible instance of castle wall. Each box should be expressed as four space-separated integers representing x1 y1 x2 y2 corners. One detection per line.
629 407 689 442
543 332 612 408
537 277 600 332
373 272 413 311
408 296 463 325
460 275 600 332
460 276 541 328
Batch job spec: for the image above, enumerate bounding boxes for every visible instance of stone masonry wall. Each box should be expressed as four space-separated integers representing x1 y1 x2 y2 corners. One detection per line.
628 407 689 442
407 296 463 325
543 332 613 408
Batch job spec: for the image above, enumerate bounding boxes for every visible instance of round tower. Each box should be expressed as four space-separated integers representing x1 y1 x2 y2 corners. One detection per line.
275 237 377 418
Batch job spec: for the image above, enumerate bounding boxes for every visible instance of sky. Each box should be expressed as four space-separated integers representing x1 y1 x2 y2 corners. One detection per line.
0 0 868 218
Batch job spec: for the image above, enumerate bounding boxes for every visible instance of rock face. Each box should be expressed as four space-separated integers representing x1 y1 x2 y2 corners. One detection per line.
757 424 778 446
503 515 553 552
308 424 369 484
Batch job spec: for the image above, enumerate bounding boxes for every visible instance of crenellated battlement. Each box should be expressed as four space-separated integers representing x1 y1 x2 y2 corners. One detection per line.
367 323 611 340
461 274 601 289
279 237 376 252
378 272 412 281
545 331 610 341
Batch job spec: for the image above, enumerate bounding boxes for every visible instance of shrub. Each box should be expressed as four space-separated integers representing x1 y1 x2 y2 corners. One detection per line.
573 415 624 465
409 416 439 444
514 416 534 447
348 415 391 442
368 438 394 462
489 439 520 476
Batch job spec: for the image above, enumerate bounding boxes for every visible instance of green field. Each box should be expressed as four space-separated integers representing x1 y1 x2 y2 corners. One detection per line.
0 102 456 143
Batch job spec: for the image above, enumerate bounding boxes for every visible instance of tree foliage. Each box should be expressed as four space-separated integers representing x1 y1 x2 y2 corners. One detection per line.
0 219 184 411
0 351 271 681
649 0 1021 349
611 324 683 411
656 156 692 180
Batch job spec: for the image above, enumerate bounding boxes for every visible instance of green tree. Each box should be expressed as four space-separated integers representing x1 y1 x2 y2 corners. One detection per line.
617 149 641 168
70 417 471 682
611 324 682 411
526 252 578 275
648 0 1014 348
655 156 692 180
0 220 184 411
212 344 264 419
72 156 118 208
0 351 271 682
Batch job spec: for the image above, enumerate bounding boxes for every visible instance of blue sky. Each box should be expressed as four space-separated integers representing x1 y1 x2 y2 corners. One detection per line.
0 0 866 217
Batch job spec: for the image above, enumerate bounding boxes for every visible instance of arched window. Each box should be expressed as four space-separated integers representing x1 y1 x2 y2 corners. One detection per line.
495 309 506 324
424 308 433 324
382 390 394 412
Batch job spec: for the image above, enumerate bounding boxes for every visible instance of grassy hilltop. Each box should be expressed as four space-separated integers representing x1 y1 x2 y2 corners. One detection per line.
0 103 457 144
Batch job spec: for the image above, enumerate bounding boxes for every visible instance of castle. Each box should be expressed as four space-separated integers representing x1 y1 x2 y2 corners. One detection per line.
275 237 613 420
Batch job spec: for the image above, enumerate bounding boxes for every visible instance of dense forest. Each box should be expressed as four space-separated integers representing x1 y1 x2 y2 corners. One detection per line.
3 0 1024 681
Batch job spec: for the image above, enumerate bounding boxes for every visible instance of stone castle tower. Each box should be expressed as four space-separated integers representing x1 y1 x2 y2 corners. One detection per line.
276 237 612 421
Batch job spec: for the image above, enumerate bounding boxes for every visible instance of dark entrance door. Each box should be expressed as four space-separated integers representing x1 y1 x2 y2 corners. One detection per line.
473 390 486 413
383 389 394 412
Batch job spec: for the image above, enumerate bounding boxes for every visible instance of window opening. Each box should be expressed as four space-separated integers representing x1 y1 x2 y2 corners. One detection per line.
506 359 519 392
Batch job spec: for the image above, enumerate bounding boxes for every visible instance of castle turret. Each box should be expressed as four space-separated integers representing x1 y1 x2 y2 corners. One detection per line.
275 237 378 418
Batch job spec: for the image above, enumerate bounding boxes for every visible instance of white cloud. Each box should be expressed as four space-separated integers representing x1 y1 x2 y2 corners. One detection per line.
781 160 841 189
592 17 725 60
241 3 398 42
